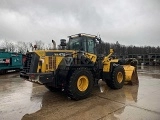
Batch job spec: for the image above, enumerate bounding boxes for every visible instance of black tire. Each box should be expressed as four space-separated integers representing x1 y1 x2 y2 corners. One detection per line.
107 66 125 89
16 69 20 72
45 85 61 92
67 68 94 100
0 70 6 75
0 70 2 74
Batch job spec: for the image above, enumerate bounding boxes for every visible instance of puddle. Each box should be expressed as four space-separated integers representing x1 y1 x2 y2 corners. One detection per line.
0 66 160 120
0 74 45 120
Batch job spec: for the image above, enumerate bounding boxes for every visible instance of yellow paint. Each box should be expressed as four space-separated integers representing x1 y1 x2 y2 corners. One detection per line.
103 60 110 72
34 50 74 73
85 53 97 63
77 75 89 91
103 58 119 72
41 56 63 72
102 49 118 72
55 56 63 69
123 65 135 81
117 72 123 83
34 49 98 73
34 50 46 57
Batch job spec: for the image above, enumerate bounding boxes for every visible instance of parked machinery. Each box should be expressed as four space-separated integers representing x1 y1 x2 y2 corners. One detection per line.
0 49 25 74
20 33 138 100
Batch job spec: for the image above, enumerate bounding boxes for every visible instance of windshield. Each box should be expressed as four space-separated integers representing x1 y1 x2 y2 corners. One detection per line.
68 36 95 54
69 37 82 50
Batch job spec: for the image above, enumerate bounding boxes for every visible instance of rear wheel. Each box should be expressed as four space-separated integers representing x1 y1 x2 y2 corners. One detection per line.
107 66 125 89
67 68 94 100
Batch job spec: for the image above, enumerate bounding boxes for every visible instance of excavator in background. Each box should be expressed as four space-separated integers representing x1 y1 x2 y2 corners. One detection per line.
20 33 138 100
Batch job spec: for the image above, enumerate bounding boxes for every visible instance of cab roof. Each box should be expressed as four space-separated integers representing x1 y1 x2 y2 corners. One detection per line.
68 33 97 39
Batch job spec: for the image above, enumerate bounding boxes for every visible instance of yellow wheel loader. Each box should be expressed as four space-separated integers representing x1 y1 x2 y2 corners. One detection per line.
20 33 138 100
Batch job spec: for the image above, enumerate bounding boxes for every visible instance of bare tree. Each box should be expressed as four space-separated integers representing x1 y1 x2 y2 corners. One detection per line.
45 43 53 50
34 40 45 50
2 40 15 52
16 41 30 54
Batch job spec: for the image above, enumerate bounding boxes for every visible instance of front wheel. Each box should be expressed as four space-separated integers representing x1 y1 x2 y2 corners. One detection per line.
107 66 125 89
67 68 94 100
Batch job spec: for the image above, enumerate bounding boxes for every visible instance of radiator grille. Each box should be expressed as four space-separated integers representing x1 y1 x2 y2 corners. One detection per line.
48 56 56 71
48 56 53 69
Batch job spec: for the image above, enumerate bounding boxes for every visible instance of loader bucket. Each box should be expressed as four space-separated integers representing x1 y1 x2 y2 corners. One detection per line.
123 65 139 85
130 68 139 85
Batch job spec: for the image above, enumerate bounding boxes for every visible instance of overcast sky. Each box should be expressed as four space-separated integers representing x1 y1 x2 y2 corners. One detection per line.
0 0 160 47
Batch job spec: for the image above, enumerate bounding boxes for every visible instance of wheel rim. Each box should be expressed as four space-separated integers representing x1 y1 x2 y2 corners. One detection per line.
77 75 89 91
117 72 123 83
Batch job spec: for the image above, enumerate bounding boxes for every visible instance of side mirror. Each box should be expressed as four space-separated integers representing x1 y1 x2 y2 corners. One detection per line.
52 40 56 49
97 38 101 44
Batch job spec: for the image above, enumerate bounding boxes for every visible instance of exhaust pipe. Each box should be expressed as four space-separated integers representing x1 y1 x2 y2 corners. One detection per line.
52 40 56 49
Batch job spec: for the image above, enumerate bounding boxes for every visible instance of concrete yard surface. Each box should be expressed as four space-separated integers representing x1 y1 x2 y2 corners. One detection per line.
0 66 160 120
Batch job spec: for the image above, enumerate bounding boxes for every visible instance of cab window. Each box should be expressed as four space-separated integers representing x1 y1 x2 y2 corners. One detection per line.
87 38 95 53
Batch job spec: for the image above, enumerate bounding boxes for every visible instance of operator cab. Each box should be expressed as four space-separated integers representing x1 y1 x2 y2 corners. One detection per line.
67 33 101 54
